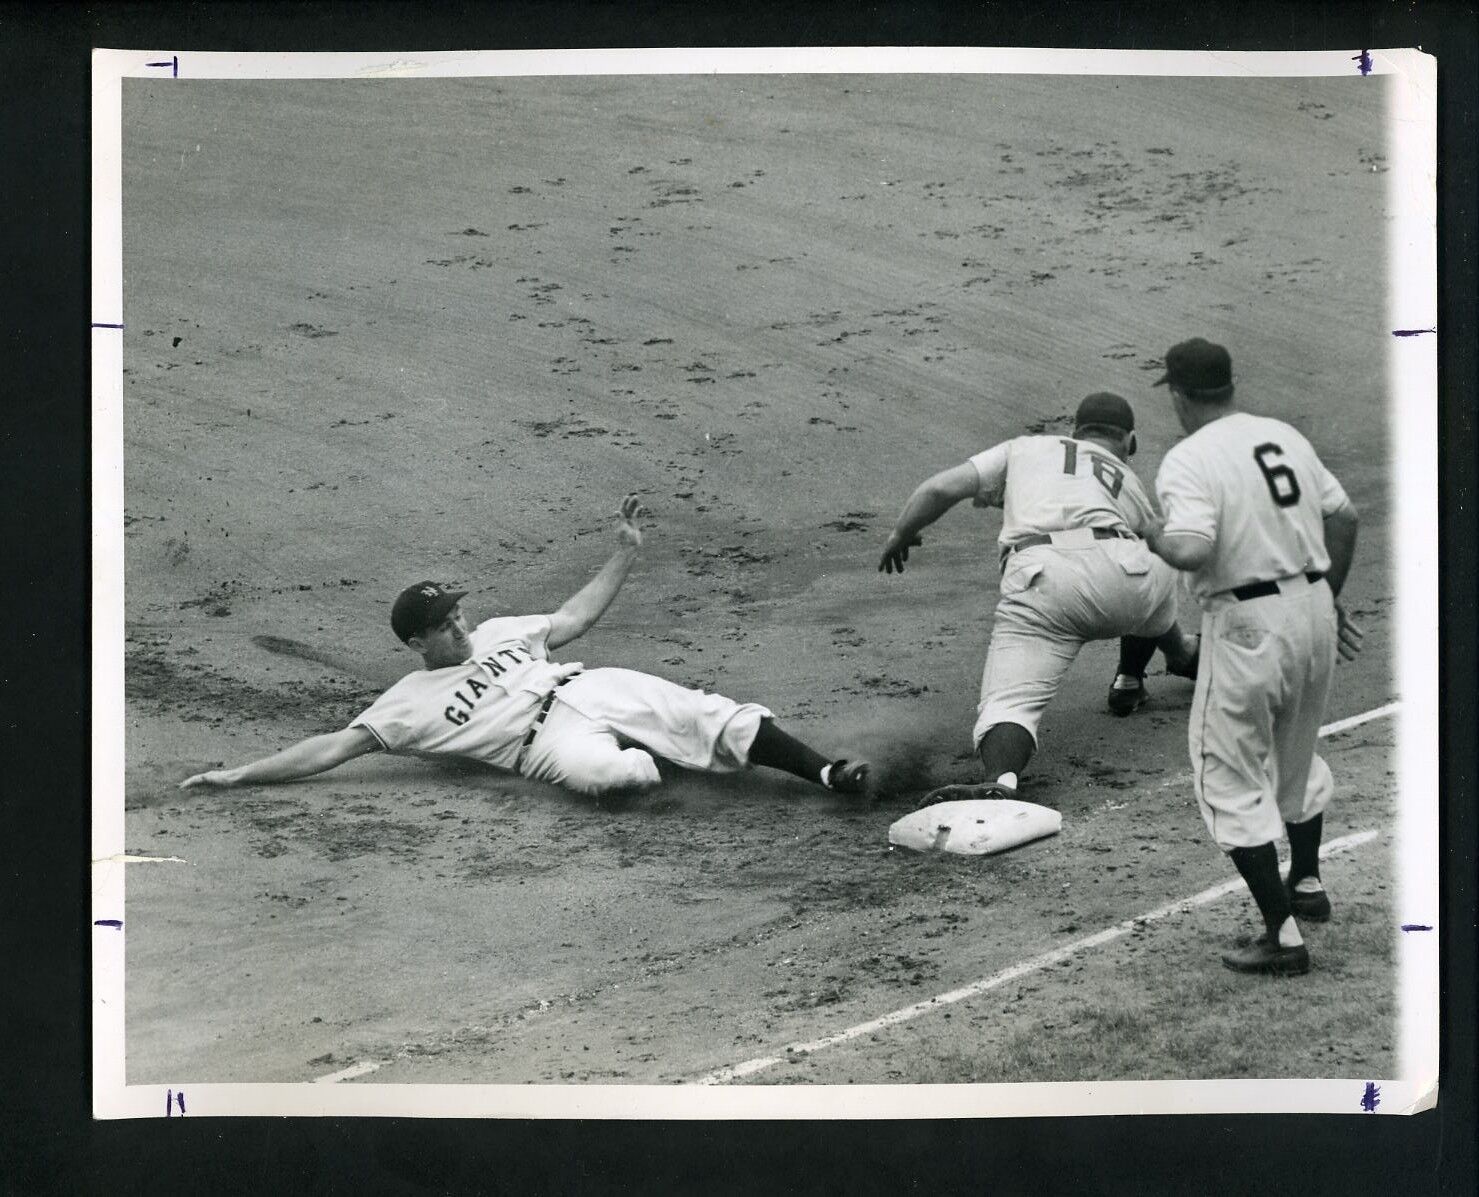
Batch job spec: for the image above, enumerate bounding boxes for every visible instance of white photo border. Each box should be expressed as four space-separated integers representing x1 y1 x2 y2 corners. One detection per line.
91 45 1438 1120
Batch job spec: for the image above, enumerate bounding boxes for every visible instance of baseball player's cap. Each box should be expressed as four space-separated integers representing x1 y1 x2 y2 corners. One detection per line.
1154 338 1233 393
391 581 467 643
1074 391 1135 433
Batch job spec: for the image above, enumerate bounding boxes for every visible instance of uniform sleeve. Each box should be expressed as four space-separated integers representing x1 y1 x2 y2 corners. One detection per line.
967 442 1010 509
1312 459 1351 516
348 688 408 751
1155 448 1218 542
471 614 554 659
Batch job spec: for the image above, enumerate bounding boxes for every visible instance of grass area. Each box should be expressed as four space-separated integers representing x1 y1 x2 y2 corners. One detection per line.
967 896 1396 1081
774 840 1398 1084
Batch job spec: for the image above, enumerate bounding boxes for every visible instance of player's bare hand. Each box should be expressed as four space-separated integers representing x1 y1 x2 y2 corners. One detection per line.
879 531 923 574
179 768 239 789
615 494 644 549
1334 602 1365 661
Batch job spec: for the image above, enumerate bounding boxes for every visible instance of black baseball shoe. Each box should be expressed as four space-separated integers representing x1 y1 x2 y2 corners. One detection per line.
1107 673 1147 716
920 780 1018 804
1221 936 1311 976
1165 635 1201 681
823 759 870 795
1286 876 1332 922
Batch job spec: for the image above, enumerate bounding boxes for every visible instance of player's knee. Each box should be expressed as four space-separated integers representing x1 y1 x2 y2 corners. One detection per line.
577 748 661 796
608 749 662 793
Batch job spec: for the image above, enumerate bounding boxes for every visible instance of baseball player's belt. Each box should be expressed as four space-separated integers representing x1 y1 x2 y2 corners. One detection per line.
516 672 582 770
1225 572 1325 601
1000 526 1135 570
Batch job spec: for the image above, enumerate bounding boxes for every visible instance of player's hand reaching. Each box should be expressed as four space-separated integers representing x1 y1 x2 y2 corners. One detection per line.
615 494 644 549
1334 601 1365 661
180 767 242 789
878 531 923 574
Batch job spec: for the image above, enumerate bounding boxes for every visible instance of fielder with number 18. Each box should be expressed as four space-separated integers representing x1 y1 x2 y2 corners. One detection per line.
878 392 1200 804
1145 338 1362 976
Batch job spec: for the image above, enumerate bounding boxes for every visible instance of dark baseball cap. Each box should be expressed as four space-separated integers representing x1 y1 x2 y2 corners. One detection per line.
391 581 467 643
1154 338 1233 393
1074 391 1135 433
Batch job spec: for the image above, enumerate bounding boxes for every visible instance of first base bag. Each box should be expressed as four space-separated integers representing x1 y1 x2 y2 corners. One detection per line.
887 798 1061 857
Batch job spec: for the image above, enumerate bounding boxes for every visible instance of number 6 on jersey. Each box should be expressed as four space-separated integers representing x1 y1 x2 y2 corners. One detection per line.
1253 442 1302 507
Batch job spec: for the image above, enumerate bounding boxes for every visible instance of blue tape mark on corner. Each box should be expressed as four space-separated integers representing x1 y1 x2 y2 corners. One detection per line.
94 919 123 929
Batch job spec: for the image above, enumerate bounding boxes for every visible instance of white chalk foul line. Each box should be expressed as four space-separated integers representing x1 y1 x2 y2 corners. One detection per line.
1320 700 1400 739
697 828 1380 1085
312 1059 382 1084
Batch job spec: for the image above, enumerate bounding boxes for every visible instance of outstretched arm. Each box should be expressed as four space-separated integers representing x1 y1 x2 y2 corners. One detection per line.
180 726 380 789
546 494 644 650
879 462 981 574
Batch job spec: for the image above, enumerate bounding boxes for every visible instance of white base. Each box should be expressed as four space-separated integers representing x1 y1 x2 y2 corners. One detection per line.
887 798 1062 856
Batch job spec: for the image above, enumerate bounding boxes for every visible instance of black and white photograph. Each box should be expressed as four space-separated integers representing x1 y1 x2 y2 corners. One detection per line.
91 47 1438 1118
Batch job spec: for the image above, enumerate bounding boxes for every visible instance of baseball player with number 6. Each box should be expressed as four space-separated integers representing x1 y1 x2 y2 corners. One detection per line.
1145 338 1362 976
181 496 869 800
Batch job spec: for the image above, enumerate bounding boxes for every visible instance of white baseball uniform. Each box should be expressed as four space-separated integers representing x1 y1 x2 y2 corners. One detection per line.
1156 411 1350 849
967 435 1180 746
350 614 770 795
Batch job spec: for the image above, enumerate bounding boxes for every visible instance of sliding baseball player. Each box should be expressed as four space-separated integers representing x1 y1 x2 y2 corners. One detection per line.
181 496 869 799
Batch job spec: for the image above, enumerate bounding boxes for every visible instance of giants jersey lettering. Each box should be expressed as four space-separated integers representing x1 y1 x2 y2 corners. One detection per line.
1155 411 1349 601
968 435 1159 548
350 614 583 769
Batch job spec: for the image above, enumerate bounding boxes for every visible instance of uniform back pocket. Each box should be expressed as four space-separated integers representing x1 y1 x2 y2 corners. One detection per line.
1001 560 1044 596
1115 541 1154 576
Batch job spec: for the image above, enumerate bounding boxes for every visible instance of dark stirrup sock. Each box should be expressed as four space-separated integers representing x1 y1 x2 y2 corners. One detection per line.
977 722 1034 781
1285 813 1324 886
1116 635 1158 679
746 717 830 784
1228 842 1294 942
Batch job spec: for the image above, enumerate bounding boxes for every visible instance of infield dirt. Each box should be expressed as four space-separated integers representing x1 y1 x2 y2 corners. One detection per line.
116 73 1399 1086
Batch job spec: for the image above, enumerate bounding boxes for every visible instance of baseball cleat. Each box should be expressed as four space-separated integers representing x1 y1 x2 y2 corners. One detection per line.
920 780 1018 804
823 759 870 795
1165 635 1201 680
1287 876 1332 922
1221 937 1311 976
1106 673 1147 716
